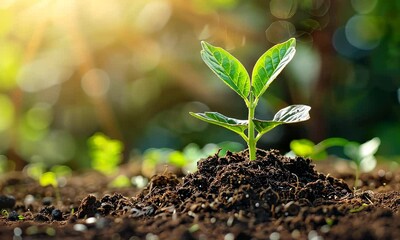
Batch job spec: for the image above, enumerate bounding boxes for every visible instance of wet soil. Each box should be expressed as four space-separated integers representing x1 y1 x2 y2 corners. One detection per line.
0 149 399 240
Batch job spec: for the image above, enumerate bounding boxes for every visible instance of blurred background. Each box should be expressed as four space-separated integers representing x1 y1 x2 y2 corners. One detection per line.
0 0 399 172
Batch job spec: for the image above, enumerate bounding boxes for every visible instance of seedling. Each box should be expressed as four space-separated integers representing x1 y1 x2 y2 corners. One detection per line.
288 137 350 160
190 38 311 160
88 132 124 175
344 137 381 189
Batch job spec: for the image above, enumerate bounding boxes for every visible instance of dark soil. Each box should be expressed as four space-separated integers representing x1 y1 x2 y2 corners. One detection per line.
1 149 400 240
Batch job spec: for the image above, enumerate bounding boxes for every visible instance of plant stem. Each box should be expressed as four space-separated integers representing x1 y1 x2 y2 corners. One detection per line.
248 100 256 160
354 165 360 190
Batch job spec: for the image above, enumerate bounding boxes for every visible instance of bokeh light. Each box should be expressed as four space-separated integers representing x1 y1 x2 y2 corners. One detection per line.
269 0 298 19
345 15 384 50
0 94 14 132
351 0 378 14
266 21 296 43
81 69 110 98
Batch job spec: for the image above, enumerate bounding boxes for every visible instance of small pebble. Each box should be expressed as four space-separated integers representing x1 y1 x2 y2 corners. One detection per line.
320 225 330 233
227 216 234 227
73 224 87 232
145 233 159 240
13 227 22 236
224 233 235 240
86 217 97 224
8 211 20 221
291 230 301 239
210 217 216 223
51 209 63 221
24 195 35 206
0 195 16 209
270 232 280 240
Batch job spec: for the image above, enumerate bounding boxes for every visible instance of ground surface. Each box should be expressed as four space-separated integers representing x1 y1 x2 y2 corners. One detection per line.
0 149 399 240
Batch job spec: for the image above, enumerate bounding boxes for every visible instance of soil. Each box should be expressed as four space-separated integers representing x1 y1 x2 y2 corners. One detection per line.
0 149 399 240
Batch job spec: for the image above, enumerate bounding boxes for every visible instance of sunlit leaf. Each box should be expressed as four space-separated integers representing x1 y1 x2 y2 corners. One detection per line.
201 41 250 100
251 38 296 98
39 172 58 188
290 139 315 157
253 105 311 135
189 112 247 136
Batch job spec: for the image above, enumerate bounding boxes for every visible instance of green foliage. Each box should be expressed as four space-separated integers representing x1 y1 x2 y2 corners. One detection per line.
141 142 243 176
289 137 349 160
201 41 250 100
25 163 72 188
344 137 381 188
191 38 310 160
88 132 124 175
289 137 381 189
251 39 297 99
108 175 131 188
39 172 58 188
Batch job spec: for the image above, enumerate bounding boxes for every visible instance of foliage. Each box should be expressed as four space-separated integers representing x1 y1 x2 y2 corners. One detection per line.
141 142 243 176
39 172 58 188
289 137 381 189
191 38 311 160
344 137 381 188
289 137 349 160
108 175 131 188
88 133 124 175
24 163 72 188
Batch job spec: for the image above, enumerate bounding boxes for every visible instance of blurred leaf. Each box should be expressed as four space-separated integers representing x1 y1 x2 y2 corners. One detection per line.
168 150 187 167
109 175 131 188
39 172 58 188
290 139 315 157
359 137 381 158
88 133 124 175
252 38 296 99
0 43 21 90
201 41 250 100
344 138 380 172
0 94 14 132
25 163 46 180
50 165 72 177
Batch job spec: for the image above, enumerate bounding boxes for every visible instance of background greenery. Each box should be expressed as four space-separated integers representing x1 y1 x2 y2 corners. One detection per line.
0 0 399 171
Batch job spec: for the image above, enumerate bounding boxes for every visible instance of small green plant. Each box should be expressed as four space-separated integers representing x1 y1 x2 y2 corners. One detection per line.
344 137 381 188
288 137 350 160
88 132 124 175
289 137 381 189
190 38 311 160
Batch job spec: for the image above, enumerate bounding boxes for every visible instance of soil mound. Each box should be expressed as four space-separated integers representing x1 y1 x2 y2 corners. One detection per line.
133 150 352 214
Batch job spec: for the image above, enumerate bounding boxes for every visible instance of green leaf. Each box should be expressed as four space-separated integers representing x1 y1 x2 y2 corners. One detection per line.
253 105 311 135
189 112 248 137
290 139 315 157
251 38 296 99
201 41 250 100
344 137 380 164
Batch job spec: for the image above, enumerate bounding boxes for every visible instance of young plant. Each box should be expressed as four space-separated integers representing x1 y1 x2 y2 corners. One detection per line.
190 38 311 160
88 132 124 175
344 137 381 189
288 137 350 160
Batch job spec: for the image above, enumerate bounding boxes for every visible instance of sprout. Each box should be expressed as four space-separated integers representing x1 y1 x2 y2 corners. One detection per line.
190 38 311 160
